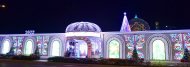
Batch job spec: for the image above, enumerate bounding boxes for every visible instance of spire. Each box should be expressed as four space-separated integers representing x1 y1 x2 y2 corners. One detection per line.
134 14 138 18
120 12 131 32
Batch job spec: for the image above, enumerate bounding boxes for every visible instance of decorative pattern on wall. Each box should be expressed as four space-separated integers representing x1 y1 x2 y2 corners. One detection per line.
12 36 24 55
37 36 49 56
170 33 190 60
125 34 145 58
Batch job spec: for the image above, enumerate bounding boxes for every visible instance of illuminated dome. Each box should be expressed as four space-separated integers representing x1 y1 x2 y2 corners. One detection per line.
129 15 150 31
65 22 102 32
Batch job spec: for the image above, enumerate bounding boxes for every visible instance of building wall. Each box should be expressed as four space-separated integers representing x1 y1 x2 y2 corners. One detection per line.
0 33 65 58
102 30 190 61
0 30 190 61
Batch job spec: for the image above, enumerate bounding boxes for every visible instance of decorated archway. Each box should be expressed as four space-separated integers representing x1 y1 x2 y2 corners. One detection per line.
24 39 35 55
1 38 11 54
106 36 124 59
108 39 120 58
66 37 92 58
146 34 172 61
49 38 62 57
152 39 166 60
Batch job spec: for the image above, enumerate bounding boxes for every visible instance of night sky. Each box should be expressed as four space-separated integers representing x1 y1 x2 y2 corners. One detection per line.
0 0 190 34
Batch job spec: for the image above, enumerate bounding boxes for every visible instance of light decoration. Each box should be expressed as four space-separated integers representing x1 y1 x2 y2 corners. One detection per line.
125 34 144 58
25 30 35 34
183 33 190 51
24 39 34 55
42 36 49 55
152 39 165 60
36 36 49 56
12 37 24 55
51 40 61 56
65 32 100 37
120 12 131 32
17 37 24 55
109 40 120 58
170 34 183 60
2 39 11 54
37 36 42 55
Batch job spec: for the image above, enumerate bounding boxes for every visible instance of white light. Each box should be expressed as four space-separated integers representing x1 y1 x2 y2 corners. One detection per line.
65 32 101 37
2 40 11 54
25 40 34 55
52 40 60 56
1 5 5 8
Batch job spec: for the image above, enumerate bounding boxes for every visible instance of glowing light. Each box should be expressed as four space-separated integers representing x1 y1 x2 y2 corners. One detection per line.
109 40 120 58
153 40 165 60
1 5 5 8
65 32 100 37
51 40 61 56
24 40 34 55
2 39 11 54
120 12 131 32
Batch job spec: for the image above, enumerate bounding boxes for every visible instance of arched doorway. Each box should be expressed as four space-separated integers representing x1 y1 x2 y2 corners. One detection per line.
50 39 62 56
108 39 120 58
1 39 11 54
153 39 165 60
147 34 171 61
24 39 34 55
66 37 93 58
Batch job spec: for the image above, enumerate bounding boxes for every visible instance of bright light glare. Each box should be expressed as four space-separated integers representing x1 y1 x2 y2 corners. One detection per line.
153 40 165 60
52 40 60 56
25 40 33 55
65 32 100 37
2 40 11 54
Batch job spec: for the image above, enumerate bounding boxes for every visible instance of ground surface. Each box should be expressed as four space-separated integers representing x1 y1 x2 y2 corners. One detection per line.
0 59 136 67
1 59 190 67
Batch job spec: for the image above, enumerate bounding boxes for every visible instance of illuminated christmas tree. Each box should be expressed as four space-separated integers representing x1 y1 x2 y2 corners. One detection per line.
181 48 190 62
132 46 139 60
34 45 40 56
120 12 131 32
6 46 15 56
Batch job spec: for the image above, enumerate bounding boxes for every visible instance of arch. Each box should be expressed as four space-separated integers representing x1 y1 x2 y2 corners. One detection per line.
1 38 12 54
24 39 35 55
66 37 93 58
106 35 124 59
152 39 165 60
108 39 120 58
146 34 172 61
49 37 62 57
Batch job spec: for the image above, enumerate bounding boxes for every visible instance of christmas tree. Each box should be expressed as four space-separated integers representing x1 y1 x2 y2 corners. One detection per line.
6 46 15 56
34 45 40 56
132 46 139 60
181 48 190 62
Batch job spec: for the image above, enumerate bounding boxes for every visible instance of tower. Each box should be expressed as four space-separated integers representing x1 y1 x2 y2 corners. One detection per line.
120 12 131 32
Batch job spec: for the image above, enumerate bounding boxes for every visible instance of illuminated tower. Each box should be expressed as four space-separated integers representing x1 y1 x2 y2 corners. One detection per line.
120 12 131 32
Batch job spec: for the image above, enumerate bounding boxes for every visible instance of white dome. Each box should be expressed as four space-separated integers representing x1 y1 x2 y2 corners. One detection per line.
65 22 101 32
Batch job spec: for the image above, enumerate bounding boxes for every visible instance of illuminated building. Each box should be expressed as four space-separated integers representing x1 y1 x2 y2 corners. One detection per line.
0 13 188 61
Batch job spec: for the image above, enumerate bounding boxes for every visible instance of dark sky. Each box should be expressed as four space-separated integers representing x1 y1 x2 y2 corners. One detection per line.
0 0 190 34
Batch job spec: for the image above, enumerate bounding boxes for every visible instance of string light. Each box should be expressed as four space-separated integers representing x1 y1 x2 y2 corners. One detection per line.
25 30 35 34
